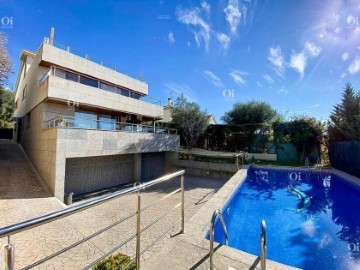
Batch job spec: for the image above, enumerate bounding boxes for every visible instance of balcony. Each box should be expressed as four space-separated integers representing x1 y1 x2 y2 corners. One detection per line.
43 116 179 158
45 115 177 134
39 68 164 119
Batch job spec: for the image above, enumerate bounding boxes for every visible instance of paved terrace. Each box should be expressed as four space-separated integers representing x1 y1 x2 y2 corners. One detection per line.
0 139 225 269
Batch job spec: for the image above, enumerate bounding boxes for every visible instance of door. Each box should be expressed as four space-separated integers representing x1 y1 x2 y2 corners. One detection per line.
141 152 166 181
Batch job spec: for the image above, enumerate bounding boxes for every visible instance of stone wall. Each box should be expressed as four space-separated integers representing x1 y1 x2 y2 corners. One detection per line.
171 159 238 180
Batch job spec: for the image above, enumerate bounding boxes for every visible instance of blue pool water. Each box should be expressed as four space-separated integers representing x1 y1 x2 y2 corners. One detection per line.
208 166 360 270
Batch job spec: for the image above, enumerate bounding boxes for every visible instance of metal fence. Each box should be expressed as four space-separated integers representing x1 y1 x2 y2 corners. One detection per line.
0 170 185 270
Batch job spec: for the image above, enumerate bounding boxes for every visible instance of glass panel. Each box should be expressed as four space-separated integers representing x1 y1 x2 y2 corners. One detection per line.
130 92 142 100
121 89 130 97
80 76 98 87
54 68 66 79
74 111 98 129
98 114 116 130
100 82 116 92
65 71 79 82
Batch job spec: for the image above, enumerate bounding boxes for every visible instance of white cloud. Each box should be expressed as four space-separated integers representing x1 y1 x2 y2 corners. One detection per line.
312 104 320 108
230 69 249 85
201 1 210 14
203 70 223 87
256 81 262 87
176 6 210 51
216 32 231 52
163 82 198 102
342 52 349 61
348 56 360 74
277 86 288 94
224 0 241 33
289 52 307 78
268 46 285 77
187 41 191 47
263 74 274 84
304 41 322 57
168 32 175 44
340 72 346 78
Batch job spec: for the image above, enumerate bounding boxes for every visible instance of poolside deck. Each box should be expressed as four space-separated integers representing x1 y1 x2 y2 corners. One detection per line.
144 169 300 270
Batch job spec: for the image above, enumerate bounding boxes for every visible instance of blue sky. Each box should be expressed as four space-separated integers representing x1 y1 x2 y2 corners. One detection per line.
1 0 360 123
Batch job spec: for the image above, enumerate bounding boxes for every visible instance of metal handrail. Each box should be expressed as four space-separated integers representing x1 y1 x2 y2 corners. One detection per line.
0 170 184 238
44 115 178 135
1 170 185 270
209 208 229 270
260 220 267 270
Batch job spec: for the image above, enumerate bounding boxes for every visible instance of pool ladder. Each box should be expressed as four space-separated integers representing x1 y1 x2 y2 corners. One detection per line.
209 208 267 270
210 209 229 270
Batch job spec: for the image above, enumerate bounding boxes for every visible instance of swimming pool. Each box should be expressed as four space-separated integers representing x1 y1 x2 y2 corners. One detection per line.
208 166 360 270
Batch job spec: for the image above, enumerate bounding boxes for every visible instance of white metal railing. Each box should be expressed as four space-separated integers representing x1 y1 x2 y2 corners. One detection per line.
44 115 177 135
0 170 185 270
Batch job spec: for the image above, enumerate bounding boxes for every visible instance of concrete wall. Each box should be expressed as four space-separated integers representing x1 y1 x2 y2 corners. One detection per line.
17 104 59 195
171 159 238 180
46 75 163 118
50 128 179 200
55 128 179 158
41 43 148 95
246 153 277 161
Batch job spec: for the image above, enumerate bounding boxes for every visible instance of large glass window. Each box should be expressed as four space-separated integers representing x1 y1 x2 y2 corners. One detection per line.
80 76 98 87
98 114 116 130
65 71 79 82
100 82 116 92
120 88 130 97
74 111 98 129
130 92 142 100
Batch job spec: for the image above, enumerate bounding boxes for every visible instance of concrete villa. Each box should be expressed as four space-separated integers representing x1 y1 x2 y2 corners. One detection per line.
12 30 180 203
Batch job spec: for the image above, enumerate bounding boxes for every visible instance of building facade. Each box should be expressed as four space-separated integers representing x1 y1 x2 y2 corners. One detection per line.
13 34 179 202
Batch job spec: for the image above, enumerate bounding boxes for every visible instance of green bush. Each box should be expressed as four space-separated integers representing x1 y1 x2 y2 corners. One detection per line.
92 253 136 270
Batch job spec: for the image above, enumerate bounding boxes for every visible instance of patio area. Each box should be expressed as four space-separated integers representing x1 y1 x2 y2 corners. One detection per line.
0 172 225 269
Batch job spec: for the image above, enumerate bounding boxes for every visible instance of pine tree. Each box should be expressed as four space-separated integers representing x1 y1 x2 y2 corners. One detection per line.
328 83 360 141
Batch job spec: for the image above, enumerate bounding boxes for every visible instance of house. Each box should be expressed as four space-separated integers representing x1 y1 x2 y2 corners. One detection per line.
12 29 179 202
159 98 217 125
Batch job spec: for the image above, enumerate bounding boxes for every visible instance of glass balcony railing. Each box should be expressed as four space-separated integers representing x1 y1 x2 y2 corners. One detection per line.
44 116 177 135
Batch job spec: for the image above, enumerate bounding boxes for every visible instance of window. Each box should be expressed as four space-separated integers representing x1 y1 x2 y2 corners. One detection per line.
15 99 19 110
65 71 79 82
121 89 130 97
100 82 116 92
80 76 98 87
98 114 116 130
74 111 98 129
130 92 142 100
22 85 27 100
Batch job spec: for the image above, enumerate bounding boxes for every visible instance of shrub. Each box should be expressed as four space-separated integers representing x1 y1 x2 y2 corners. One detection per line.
92 253 136 270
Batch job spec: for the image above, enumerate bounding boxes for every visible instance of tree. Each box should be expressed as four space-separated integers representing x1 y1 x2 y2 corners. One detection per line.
171 94 208 150
221 100 278 151
0 32 12 86
272 116 325 162
328 83 360 141
0 87 14 127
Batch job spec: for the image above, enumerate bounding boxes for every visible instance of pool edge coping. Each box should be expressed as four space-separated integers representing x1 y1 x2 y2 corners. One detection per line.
176 166 301 270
